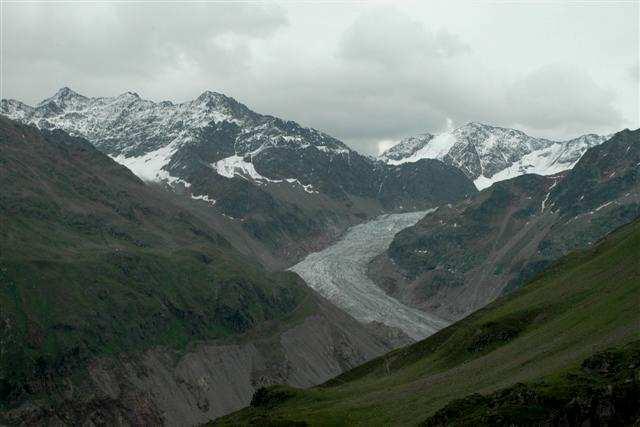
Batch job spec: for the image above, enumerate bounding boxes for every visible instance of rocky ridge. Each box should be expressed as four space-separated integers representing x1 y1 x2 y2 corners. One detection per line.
2 88 477 266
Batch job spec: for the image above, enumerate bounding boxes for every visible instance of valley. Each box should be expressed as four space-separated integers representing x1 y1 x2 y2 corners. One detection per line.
371 128 640 321
3 3 638 425
0 89 638 426
217 217 640 426
0 118 402 425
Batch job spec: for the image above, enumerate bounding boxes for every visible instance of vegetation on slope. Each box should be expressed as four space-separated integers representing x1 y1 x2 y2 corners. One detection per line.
0 118 314 409
216 218 640 425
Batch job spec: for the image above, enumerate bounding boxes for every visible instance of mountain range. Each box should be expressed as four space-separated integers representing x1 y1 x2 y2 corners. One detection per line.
1 87 638 426
380 122 610 190
1 88 476 268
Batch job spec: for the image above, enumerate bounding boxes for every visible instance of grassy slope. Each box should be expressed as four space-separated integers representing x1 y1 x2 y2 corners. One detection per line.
217 218 640 425
0 118 316 407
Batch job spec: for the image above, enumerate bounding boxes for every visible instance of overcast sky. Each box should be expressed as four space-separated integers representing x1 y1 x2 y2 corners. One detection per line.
2 1 638 154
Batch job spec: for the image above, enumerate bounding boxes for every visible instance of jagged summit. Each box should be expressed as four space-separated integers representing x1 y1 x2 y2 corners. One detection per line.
196 90 226 101
29 87 239 112
380 121 610 190
53 86 76 98
117 90 141 99
462 121 493 129
1 88 476 231
0 87 301 157
3 88 446 188
38 86 87 106
55 86 75 97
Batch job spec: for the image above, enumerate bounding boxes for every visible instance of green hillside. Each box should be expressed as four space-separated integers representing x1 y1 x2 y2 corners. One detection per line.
217 217 640 426
0 118 315 409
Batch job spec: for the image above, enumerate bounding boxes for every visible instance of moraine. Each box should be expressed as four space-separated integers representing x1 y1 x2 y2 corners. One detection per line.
290 210 449 340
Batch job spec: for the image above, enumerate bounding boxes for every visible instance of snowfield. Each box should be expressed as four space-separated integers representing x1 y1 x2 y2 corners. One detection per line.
291 210 449 340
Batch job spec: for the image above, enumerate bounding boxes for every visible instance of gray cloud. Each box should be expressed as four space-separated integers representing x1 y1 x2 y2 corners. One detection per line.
338 7 470 66
2 2 637 155
2 3 287 100
629 63 640 83
505 64 621 132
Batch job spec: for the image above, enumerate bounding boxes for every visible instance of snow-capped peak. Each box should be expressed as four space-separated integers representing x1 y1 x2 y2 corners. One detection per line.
117 91 141 100
195 90 225 102
1 88 353 195
380 133 434 163
380 122 610 190
38 86 87 107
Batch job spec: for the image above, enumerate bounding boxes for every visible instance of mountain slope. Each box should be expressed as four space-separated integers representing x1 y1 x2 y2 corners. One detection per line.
0 118 401 425
380 122 609 190
370 129 639 321
1 89 477 266
216 217 640 426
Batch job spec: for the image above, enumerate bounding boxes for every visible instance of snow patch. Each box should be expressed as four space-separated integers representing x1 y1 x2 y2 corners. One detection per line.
110 142 178 183
190 193 216 205
474 141 589 190
316 145 350 155
285 178 319 194
595 201 614 212
212 155 276 182
388 132 457 165
213 154 319 194
540 180 559 213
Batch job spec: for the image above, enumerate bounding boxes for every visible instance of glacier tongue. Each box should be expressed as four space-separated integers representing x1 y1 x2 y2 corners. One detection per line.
290 209 449 340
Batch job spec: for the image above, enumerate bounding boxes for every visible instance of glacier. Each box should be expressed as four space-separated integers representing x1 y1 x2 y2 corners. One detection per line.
290 210 449 340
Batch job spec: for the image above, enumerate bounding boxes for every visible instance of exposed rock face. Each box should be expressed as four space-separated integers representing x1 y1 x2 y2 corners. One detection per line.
380 122 610 190
372 129 639 321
